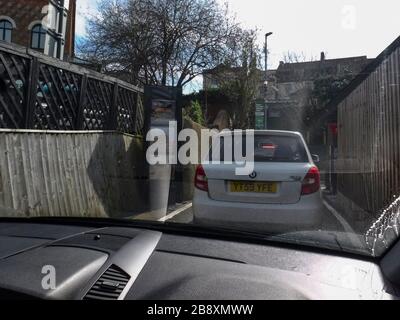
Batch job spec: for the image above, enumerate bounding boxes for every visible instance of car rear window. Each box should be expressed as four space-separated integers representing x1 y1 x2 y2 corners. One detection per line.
210 134 309 163
252 135 308 162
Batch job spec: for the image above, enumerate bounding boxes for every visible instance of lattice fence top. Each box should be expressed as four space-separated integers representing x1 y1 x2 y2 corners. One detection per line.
0 42 144 135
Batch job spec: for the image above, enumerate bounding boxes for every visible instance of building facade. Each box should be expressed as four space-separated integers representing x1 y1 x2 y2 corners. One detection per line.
0 0 76 59
265 53 372 142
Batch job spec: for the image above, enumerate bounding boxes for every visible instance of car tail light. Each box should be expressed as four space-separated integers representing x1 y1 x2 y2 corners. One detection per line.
301 166 320 195
261 143 276 150
195 165 208 192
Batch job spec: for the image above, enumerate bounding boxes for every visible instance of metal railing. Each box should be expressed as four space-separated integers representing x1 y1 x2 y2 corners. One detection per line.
0 41 145 135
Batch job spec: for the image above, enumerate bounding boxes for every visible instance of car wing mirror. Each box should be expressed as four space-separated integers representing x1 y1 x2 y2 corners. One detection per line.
312 154 320 163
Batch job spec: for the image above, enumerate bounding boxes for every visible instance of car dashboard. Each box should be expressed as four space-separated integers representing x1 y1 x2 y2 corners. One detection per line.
0 221 398 300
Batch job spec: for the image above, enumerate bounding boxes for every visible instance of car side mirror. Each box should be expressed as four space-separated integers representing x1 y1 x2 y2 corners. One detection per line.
312 154 320 163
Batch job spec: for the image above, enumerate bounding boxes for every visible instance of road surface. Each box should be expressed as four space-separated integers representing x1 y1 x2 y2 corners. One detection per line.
165 200 350 233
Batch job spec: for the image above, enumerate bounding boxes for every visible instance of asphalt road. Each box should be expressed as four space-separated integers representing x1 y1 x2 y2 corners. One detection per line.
166 200 349 233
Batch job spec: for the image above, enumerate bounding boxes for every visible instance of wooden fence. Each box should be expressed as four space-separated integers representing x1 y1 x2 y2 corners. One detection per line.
337 38 400 217
0 42 145 135
0 130 148 218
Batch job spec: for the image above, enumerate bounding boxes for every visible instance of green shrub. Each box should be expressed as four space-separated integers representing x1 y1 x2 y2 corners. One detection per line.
185 100 205 125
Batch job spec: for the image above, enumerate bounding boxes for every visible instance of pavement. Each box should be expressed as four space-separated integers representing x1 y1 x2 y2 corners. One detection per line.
162 198 351 233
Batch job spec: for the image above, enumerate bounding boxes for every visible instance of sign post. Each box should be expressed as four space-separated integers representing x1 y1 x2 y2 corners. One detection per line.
144 86 182 218
255 100 267 129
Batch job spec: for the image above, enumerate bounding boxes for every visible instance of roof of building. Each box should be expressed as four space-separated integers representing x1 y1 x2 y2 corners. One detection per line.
327 35 400 108
203 64 276 77
275 55 372 83
308 35 400 128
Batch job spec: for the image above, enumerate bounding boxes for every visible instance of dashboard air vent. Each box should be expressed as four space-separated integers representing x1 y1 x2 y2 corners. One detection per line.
84 265 130 300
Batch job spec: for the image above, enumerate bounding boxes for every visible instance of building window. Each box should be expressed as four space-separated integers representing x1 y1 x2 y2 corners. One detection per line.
31 24 46 50
0 20 13 43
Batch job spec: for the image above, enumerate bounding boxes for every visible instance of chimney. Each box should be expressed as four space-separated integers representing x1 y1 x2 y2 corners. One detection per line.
320 52 325 61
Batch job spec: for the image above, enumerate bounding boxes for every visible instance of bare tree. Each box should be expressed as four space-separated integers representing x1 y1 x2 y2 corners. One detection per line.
217 30 262 128
79 0 242 87
281 51 317 63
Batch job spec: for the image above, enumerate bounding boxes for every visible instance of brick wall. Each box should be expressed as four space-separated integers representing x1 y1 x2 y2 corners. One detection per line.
0 0 75 57
0 0 48 48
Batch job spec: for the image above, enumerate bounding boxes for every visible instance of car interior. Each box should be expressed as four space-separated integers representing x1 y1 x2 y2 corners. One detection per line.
1 0 399 306
0 218 399 300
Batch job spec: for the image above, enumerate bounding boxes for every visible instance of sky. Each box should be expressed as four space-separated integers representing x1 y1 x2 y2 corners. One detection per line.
223 0 400 68
75 0 98 41
75 0 400 91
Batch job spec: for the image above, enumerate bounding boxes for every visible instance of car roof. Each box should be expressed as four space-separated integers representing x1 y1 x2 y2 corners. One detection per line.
217 130 304 138
253 130 303 137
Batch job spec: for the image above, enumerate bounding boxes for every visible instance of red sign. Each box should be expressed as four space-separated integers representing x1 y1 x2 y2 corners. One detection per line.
328 123 338 136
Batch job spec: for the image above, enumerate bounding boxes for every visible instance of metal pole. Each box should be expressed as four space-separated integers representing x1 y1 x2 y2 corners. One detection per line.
205 84 208 124
264 36 268 82
56 0 65 59
264 32 273 129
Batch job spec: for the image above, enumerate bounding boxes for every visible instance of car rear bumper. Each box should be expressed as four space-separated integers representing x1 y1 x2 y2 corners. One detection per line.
193 189 325 231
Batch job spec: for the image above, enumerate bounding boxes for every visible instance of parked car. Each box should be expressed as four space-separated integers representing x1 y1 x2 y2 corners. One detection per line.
193 130 324 232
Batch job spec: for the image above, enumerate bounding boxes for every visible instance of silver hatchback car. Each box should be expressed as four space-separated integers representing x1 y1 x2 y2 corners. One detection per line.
193 130 324 232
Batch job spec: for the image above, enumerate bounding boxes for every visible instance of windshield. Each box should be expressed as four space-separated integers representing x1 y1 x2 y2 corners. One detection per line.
0 0 399 258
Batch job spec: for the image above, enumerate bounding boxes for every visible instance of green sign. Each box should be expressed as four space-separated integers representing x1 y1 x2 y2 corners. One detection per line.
255 101 266 129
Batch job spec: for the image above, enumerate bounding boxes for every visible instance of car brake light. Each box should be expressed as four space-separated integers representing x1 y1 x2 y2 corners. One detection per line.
301 166 320 195
261 143 276 150
194 165 208 192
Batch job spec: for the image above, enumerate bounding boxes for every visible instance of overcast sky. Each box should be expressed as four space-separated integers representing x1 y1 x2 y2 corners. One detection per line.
75 0 400 91
225 0 400 68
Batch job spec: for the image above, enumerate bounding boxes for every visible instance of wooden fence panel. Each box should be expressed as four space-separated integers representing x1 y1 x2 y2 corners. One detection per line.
0 130 148 218
337 46 400 216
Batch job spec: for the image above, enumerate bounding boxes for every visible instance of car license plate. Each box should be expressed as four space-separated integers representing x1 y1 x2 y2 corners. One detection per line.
229 181 277 193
